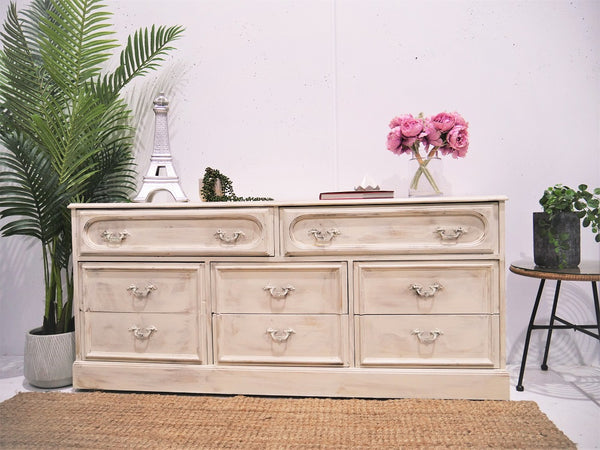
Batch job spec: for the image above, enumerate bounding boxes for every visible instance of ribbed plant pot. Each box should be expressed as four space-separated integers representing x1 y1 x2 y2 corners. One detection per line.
533 212 581 269
24 328 75 388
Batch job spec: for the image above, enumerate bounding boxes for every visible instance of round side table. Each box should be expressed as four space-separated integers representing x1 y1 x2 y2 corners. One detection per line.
509 260 600 391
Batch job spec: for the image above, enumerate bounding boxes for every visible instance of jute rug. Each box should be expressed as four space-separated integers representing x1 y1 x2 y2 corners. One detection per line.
0 392 574 449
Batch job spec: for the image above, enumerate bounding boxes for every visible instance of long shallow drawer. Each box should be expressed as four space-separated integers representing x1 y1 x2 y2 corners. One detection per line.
355 261 498 314
280 203 498 256
214 314 349 366
83 312 202 362
357 315 498 367
80 263 202 313
76 208 274 256
212 263 347 314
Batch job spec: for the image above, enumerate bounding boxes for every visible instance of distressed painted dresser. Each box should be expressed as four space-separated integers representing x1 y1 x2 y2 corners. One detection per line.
70 196 509 399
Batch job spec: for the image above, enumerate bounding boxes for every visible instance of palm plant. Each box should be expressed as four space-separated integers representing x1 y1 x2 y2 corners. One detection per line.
0 0 183 334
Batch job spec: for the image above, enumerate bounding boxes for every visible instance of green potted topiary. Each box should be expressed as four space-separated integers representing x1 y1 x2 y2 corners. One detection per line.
0 0 183 387
534 184 600 269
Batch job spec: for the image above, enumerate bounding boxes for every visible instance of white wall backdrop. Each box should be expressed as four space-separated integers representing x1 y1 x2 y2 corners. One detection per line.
1 0 599 367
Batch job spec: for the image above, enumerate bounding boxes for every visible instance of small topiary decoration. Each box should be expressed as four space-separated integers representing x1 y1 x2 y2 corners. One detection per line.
201 167 273 202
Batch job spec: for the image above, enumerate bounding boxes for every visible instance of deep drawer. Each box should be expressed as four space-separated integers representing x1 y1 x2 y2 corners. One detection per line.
281 203 499 256
214 314 349 366
83 312 202 362
77 208 274 256
356 314 499 368
212 262 347 314
80 263 202 313
354 261 498 314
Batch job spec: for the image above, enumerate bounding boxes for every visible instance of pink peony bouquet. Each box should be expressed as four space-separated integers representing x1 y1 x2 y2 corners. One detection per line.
386 111 469 159
386 112 469 195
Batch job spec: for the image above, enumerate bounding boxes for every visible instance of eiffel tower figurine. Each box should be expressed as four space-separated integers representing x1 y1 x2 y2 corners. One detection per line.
133 93 188 202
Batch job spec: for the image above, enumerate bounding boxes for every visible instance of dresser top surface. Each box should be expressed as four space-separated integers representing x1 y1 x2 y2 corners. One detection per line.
69 195 507 210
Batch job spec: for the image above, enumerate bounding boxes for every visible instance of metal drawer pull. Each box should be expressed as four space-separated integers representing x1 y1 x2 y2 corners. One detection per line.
101 230 129 243
215 229 245 244
435 227 466 240
129 325 157 340
266 328 295 343
410 283 442 298
411 329 443 344
263 285 295 299
308 228 340 244
127 284 157 298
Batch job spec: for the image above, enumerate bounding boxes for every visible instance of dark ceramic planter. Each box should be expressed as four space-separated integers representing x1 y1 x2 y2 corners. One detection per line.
533 212 580 269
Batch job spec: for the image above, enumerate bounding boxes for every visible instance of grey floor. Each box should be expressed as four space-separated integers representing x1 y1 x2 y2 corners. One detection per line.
0 357 598 449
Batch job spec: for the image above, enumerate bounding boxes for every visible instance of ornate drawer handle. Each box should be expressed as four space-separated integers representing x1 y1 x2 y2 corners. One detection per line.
410 283 443 298
128 325 157 340
101 230 129 243
435 226 466 240
411 329 443 344
215 229 245 244
266 328 295 343
263 285 295 299
308 228 340 244
127 284 157 298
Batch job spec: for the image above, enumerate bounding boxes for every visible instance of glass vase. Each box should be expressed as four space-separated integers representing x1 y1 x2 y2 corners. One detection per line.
408 155 443 197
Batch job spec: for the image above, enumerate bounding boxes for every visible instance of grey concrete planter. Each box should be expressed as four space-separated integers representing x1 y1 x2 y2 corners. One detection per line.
533 212 581 269
24 328 75 388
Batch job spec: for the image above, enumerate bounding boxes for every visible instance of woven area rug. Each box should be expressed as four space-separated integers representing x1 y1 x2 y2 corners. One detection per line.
0 392 574 449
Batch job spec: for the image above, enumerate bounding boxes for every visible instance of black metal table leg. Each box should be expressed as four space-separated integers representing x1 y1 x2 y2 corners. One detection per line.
541 280 562 371
516 279 546 392
592 281 600 341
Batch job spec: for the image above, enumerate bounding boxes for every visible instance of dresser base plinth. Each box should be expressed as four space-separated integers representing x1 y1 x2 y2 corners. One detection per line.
73 361 510 400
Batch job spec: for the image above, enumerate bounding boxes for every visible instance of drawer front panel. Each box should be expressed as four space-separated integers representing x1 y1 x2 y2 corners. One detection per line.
81 263 201 313
355 261 498 314
78 208 274 256
281 204 498 256
214 314 349 366
357 315 498 367
84 312 201 362
213 263 347 314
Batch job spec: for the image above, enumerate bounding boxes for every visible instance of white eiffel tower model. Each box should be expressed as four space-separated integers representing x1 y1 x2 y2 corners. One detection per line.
134 93 188 202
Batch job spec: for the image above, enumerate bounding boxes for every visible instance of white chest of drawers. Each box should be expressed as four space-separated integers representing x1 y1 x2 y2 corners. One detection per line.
70 196 509 399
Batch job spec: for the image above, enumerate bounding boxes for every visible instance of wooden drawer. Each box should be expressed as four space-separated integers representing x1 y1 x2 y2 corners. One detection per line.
80 263 202 313
77 208 274 256
356 315 498 367
212 263 347 314
83 312 202 362
214 314 349 366
355 261 498 314
280 204 498 256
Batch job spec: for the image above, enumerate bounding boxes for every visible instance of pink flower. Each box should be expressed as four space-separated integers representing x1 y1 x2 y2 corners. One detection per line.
389 114 414 129
419 120 443 148
446 125 469 158
400 117 423 138
386 127 402 153
451 112 468 127
431 112 456 132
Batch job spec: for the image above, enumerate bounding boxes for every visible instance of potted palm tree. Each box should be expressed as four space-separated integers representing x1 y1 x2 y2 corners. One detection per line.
0 0 183 387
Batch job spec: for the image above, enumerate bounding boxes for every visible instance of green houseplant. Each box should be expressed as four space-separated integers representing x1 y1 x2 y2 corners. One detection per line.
0 0 183 387
534 184 600 268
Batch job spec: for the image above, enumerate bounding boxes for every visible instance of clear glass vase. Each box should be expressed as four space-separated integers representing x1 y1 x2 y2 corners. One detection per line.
408 155 443 197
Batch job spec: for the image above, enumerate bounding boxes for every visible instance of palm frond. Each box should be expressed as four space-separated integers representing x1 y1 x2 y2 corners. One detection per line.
0 133 66 243
93 24 184 100
39 0 117 92
0 3 44 138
